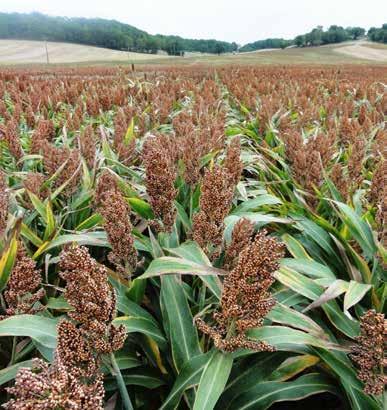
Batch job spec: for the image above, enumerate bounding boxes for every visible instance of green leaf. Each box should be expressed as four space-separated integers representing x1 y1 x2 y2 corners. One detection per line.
148 229 164 258
105 367 165 391
101 136 116 160
344 384 382 410
281 258 336 280
218 352 288 408
229 373 338 410
166 241 211 266
0 233 18 292
140 257 226 279
275 266 334 302
269 354 320 381
296 218 344 270
140 242 224 299
20 223 43 247
26 191 48 223
231 194 282 214
0 360 33 386
224 213 291 242
128 197 154 219
113 316 167 349
343 281 371 312
303 280 349 313
335 202 376 260
124 117 135 143
274 288 307 307
110 277 161 329
75 213 103 231
43 200 56 240
281 234 312 260
313 348 380 410
193 351 233 410
46 296 72 311
114 352 142 371
275 267 359 338
127 278 146 304
324 173 345 202
160 353 211 410
33 231 109 259
175 201 192 231
166 241 223 298
0 315 57 349
160 275 201 372
267 304 324 336
247 326 341 351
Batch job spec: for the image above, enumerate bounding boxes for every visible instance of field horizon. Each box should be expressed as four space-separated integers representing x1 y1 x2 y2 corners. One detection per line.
1 38 387 66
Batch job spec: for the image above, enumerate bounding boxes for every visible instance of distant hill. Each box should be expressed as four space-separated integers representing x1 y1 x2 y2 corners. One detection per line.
0 12 238 55
0 12 385 56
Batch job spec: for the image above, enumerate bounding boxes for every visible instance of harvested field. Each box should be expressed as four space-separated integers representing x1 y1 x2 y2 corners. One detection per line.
0 39 170 64
1 39 387 66
334 41 387 62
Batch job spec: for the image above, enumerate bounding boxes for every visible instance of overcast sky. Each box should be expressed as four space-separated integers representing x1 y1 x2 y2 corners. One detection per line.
1 0 386 44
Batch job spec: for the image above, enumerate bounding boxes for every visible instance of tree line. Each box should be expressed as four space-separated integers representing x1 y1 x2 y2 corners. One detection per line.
240 24 386 52
368 24 387 43
0 12 237 55
239 38 293 52
294 25 365 47
0 13 385 55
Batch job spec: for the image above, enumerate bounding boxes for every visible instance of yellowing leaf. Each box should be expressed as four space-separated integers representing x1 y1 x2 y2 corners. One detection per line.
0 234 18 292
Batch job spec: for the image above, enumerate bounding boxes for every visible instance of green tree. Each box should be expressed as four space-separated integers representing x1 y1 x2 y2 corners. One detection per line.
295 35 305 47
347 27 365 40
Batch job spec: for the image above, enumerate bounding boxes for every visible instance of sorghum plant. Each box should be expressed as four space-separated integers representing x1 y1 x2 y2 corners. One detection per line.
142 133 177 231
196 230 285 351
192 165 234 257
0 172 8 237
1 244 45 317
0 65 385 410
350 310 386 395
59 246 126 356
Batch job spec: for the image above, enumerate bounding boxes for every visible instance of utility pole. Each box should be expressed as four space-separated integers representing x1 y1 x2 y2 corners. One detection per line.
45 40 49 64
128 48 135 71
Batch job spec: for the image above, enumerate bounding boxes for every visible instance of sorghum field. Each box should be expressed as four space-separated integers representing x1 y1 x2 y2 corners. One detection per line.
0 65 385 409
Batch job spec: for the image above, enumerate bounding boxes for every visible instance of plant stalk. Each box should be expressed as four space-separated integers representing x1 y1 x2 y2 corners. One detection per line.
110 352 133 410
9 336 17 366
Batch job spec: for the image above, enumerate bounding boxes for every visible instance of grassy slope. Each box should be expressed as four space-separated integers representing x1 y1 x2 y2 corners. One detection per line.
1 39 386 66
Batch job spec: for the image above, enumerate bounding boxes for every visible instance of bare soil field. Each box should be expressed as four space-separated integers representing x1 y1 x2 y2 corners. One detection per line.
0 39 170 64
334 41 387 62
0 39 386 66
